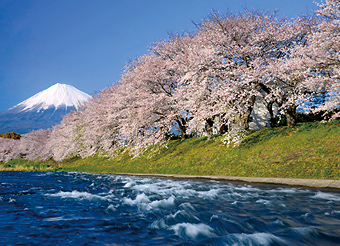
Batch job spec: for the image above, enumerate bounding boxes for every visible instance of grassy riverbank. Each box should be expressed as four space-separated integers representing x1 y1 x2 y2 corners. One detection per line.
1 120 340 180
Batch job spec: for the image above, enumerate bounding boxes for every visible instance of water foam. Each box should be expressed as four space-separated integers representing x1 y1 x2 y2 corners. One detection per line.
256 199 272 206
170 223 215 239
132 182 197 197
290 227 320 237
311 191 340 201
228 232 288 246
197 188 220 198
179 202 196 212
167 210 201 224
123 193 150 205
47 190 106 201
234 185 261 192
148 196 176 209
44 216 72 222
106 204 116 212
148 218 168 230
123 181 135 188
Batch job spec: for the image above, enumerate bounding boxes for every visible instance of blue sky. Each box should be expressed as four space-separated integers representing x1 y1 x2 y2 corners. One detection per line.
0 0 319 112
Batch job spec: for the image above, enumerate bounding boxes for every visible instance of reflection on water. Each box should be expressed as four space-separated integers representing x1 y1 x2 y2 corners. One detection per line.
0 171 340 245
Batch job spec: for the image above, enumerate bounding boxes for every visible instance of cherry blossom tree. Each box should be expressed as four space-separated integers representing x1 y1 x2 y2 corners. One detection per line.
48 109 84 161
157 34 230 137
17 129 52 161
191 10 285 129
78 90 116 158
258 15 318 126
303 0 340 120
116 54 181 149
149 35 208 138
0 138 19 162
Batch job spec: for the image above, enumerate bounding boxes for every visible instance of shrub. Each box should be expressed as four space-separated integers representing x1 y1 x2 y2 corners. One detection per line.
0 132 21 140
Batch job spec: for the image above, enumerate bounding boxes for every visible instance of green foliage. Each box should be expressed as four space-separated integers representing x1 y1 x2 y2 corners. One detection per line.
0 132 21 140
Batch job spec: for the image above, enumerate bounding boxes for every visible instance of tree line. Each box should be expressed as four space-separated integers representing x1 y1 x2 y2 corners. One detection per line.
0 132 21 140
1 0 340 163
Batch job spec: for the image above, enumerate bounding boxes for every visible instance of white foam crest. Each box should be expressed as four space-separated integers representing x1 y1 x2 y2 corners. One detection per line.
230 232 287 246
170 223 215 239
131 180 197 200
167 210 201 223
256 199 272 206
228 192 252 201
47 191 105 201
169 210 184 218
234 185 261 192
98 192 115 201
169 187 197 197
273 219 285 227
231 201 243 206
34 173 49 177
311 191 340 201
123 193 150 205
289 227 321 239
131 181 197 198
44 216 73 222
123 181 136 188
148 218 168 230
106 204 117 212
179 202 196 212
197 188 220 198
44 216 94 222
272 188 309 194
149 196 176 209
123 177 256 201
132 183 162 193
121 177 137 187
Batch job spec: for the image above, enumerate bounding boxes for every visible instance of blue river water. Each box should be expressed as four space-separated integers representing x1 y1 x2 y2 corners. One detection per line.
0 172 340 245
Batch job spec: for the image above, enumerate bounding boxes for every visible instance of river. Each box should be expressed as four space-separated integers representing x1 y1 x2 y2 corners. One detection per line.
0 171 340 245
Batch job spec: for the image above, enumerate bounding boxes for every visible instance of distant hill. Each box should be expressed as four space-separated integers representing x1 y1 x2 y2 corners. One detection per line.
0 83 91 134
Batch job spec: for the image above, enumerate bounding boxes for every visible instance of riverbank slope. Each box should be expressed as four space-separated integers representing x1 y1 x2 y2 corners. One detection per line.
1 120 339 181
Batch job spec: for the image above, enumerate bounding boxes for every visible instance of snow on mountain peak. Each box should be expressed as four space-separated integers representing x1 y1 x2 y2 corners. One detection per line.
15 83 92 112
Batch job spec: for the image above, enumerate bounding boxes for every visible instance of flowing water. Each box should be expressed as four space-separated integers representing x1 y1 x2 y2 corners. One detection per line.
0 171 340 245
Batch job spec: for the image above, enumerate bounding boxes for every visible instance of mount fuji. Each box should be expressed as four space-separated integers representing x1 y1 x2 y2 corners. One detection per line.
0 83 91 134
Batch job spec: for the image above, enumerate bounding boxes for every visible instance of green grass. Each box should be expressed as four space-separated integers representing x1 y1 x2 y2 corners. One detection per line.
1 120 340 180
0 158 60 171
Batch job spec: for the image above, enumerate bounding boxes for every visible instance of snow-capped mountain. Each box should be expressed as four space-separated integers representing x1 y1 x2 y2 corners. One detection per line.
0 83 91 134
16 83 91 112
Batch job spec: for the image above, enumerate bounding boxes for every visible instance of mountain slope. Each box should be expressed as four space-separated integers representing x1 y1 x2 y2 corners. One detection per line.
0 83 91 134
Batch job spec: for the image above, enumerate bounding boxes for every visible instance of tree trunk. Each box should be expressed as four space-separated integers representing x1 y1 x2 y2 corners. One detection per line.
266 101 276 127
219 123 228 134
205 118 214 138
240 114 250 130
285 105 297 127
177 118 188 140
240 95 256 131
217 113 228 134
